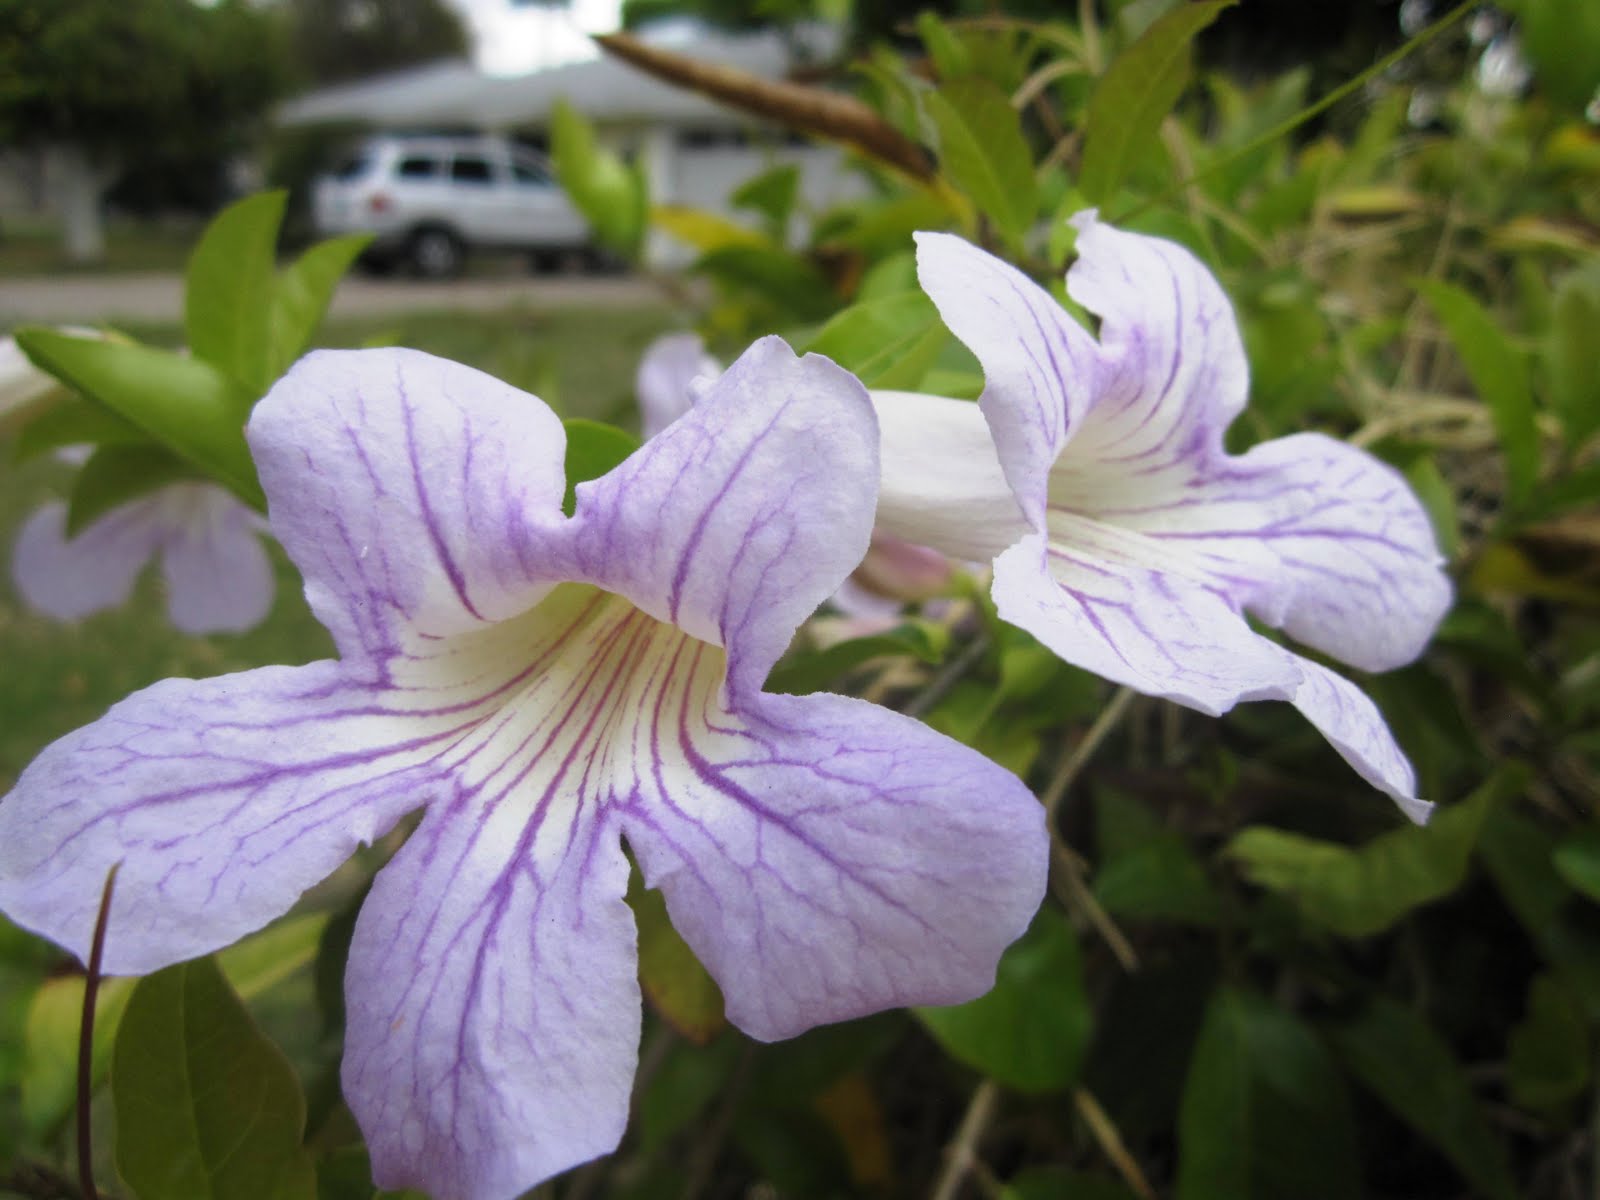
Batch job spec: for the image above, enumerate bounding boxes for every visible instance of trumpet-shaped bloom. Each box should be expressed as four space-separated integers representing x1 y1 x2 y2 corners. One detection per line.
0 340 1046 1200
12 482 274 635
874 216 1451 822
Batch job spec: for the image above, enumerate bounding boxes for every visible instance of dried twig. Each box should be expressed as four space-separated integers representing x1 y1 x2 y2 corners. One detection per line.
930 1079 1000 1200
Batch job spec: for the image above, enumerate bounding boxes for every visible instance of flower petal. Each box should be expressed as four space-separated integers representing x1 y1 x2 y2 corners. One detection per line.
11 500 163 623
0 662 458 974
1084 433 1450 671
992 535 1427 818
1284 656 1429 822
870 389 1031 562
624 690 1047 1041
567 336 877 696
914 232 1100 528
345 797 636 1200
248 348 568 667
992 533 1297 717
636 332 719 438
159 486 275 635
1059 212 1249 475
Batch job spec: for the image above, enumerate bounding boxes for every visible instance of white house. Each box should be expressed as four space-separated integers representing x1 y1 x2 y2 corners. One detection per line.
275 23 868 268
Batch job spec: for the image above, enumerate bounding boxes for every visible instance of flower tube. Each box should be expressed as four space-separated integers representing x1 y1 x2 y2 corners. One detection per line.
0 338 1046 1200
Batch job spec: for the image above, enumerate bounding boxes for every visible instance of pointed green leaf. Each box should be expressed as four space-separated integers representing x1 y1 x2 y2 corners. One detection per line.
1417 279 1540 509
1226 766 1523 938
66 443 200 536
1330 996 1519 1200
214 913 329 1002
20 975 135 1138
916 907 1091 1092
264 233 371 384
1547 268 1600 448
562 418 640 516
1508 973 1590 1110
731 164 801 229
627 872 724 1044
767 621 949 696
112 956 316 1200
186 191 287 395
15 395 150 462
14 328 263 508
925 78 1038 250
803 291 949 388
1078 0 1236 204
1177 988 1359 1200
551 99 647 259
1554 825 1600 904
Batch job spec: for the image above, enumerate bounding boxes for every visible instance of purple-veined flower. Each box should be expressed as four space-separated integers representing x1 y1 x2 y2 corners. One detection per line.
637 330 957 631
0 338 1047 1200
12 480 274 635
872 215 1452 822
4 332 276 635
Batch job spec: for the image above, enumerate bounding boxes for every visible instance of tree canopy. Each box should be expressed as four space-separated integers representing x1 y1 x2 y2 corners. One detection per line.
283 0 474 87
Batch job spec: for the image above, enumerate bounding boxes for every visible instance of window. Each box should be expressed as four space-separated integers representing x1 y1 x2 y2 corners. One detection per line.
332 154 372 181
511 160 551 187
396 156 440 179
450 156 494 185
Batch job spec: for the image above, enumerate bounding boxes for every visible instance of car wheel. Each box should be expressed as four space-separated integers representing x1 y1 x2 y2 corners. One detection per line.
409 227 465 279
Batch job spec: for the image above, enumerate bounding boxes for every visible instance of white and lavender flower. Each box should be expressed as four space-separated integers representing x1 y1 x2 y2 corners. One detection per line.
0 339 1046 1200
12 482 274 635
873 215 1452 822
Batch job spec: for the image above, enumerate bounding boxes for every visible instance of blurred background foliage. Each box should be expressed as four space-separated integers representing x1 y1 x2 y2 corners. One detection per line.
3 0 1600 1198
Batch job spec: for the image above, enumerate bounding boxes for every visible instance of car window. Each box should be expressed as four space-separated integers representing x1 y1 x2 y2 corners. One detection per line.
511 159 551 187
396 156 440 180
450 156 495 185
332 154 371 181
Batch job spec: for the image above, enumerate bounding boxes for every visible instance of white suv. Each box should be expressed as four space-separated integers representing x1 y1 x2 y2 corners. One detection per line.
312 134 594 278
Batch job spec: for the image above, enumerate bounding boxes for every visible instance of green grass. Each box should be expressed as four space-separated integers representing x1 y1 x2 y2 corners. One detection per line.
0 220 201 276
0 303 677 788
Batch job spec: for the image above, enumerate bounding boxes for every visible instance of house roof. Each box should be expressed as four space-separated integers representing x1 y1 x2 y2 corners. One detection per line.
275 24 841 131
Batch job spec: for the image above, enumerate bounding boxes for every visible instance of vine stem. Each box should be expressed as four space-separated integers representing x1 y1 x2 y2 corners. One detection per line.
1041 686 1136 820
78 863 119 1200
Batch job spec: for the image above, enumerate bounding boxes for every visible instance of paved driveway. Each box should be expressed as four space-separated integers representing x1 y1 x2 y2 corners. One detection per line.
0 272 662 325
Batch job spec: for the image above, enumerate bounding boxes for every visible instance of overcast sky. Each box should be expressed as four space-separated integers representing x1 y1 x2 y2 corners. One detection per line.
447 0 625 75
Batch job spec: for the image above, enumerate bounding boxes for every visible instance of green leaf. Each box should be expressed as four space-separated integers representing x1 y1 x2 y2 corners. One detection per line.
14 329 263 508
1555 826 1600 903
15 395 149 462
916 907 1091 1092
1330 996 1520 1200
767 622 949 696
185 190 286 395
66 443 200 536
551 99 647 259
265 233 371 384
925 78 1038 250
215 913 329 1001
917 11 972 80
1547 268 1600 448
20 975 135 1137
1508 974 1590 1110
1225 766 1522 938
1417 280 1540 509
694 244 840 322
1094 791 1220 926
561 418 640 516
1079 0 1236 205
1176 988 1360 1200
112 956 316 1200
627 872 724 1044
730 164 801 229
803 291 948 389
